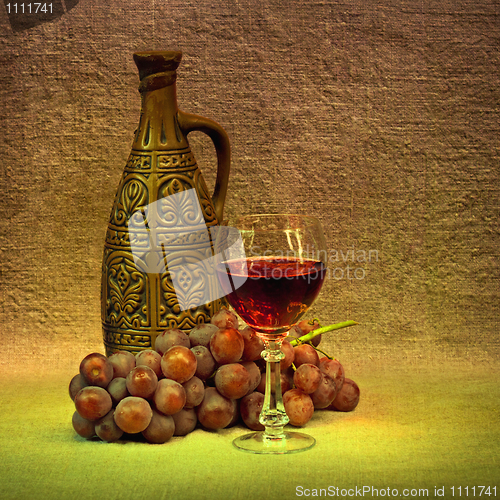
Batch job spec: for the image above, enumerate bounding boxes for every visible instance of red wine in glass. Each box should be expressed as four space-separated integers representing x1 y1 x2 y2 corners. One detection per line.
214 214 328 454
217 257 326 340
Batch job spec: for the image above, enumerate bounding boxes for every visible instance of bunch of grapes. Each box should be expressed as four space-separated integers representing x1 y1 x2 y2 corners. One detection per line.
69 310 359 444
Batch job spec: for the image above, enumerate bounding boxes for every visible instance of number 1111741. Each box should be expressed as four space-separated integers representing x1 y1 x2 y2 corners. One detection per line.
451 486 497 496
6 4 53 14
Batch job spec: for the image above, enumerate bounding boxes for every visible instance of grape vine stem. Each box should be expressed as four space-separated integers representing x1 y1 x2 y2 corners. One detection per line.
289 320 358 348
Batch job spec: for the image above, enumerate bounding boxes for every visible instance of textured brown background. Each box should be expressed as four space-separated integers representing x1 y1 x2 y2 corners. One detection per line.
1 0 498 366
0 2 499 497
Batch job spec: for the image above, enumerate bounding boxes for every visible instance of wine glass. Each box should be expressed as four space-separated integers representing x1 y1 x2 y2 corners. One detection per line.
215 214 328 454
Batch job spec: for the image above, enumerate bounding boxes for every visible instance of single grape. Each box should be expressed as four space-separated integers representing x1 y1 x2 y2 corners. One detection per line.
126 365 158 399
310 334 322 348
282 389 315 426
227 398 240 427
155 328 190 355
210 308 239 329
108 351 136 379
283 366 295 392
310 373 337 409
319 357 345 393
190 345 216 380
329 378 360 412
281 371 294 393
161 346 197 384
239 392 265 431
240 326 264 361
254 357 266 372
135 349 162 378
153 378 186 416
114 396 153 434
80 353 114 388
240 361 261 395
209 327 244 365
288 325 302 340
297 318 320 332
280 339 295 370
215 363 251 400
69 374 87 401
172 408 197 436
293 363 323 394
74 386 113 421
297 318 321 346
72 411 96 439
293 343 320 368
182 376 205 408
95 409 124 442
189 323 218 348
142 409 175 444
197 387 234 430
107 377 129 406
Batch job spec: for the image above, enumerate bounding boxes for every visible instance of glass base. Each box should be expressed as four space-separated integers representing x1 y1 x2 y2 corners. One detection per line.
233 430 316 454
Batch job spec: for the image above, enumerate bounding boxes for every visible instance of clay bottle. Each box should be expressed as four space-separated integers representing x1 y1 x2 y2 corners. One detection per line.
101 51 230 355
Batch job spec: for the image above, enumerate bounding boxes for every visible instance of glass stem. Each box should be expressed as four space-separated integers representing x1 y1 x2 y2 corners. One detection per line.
259 339 289 438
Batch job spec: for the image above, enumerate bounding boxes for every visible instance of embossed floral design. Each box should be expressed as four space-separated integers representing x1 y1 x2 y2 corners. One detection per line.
112 178 148 227
126 154 152 170
157 152 196 169
159 247 219 320
157 179 203 228
157 177 218 227
106 254 148 329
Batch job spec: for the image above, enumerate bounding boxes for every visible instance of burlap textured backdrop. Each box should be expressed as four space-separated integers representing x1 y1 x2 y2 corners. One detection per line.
0 2 499 499
0 0 498 366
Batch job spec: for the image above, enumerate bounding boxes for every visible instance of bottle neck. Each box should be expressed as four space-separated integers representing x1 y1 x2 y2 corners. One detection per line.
132 82 189 151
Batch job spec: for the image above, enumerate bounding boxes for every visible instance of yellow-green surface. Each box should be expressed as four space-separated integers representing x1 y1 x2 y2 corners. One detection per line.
1 357 498 500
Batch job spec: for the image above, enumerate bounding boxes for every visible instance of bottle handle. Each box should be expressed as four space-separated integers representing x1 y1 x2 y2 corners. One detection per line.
177 111 231 224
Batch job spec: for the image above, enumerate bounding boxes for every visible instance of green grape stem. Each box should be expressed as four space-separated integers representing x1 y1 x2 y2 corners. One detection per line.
289 320 358 347
310 346 333 360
